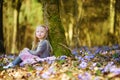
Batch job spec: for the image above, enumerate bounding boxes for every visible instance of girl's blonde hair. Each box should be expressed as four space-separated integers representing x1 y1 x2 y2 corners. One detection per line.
31 25 53 54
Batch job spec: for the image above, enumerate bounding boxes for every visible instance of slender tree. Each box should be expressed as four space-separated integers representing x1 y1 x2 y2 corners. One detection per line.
59 0 84 48
11 0 22 53
109 0 116 34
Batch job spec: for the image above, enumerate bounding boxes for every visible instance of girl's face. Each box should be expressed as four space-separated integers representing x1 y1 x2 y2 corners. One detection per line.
35 26 47 40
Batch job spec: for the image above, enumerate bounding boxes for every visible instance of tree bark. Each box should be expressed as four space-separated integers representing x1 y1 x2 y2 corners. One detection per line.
16 0 22 50
41 0 71 56
0 0 5 53
11 0 22 53
11 9 17 53
109 0 116 34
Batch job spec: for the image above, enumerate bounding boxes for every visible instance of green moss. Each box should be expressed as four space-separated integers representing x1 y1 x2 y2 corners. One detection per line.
48 15 71 56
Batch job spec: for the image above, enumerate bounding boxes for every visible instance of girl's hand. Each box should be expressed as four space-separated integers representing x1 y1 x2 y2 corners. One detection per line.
19 48 29 56
20 48 29 53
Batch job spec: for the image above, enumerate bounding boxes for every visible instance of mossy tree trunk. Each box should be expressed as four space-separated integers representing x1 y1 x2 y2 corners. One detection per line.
40 0 71 56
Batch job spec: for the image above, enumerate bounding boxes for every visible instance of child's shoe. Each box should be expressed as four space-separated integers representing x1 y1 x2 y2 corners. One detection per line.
3 63 15 69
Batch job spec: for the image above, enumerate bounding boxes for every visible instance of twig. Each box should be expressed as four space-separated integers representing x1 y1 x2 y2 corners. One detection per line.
58 43 72 52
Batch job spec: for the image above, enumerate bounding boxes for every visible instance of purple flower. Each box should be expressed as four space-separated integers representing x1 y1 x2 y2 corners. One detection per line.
84 56 91 61
46 56 56 61
109 65 120 74
84 54 95 61
112 44 120 50
48 66 56 74
94 48 101 54
45 56 56 64
84 72 91 80
41 72 51 79
78 74 83 80
94 76 101 80
72 49 78 56
78 61 87 69
59 55 67 60
102 62 114 73
78 72 91 80
46 60 53 64
35 66 43 71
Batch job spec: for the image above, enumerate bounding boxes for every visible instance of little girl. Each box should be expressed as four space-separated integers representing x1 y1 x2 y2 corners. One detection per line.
3 25 53 69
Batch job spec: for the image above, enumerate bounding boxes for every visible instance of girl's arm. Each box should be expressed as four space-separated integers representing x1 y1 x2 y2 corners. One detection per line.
28 40 47 56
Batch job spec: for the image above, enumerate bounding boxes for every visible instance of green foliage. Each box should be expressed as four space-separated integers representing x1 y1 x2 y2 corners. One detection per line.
27 64 34 72
65 71 73 78
95 69 101 76
112 53 119 58
96 63 102 67
57 59 66 65
49 14 71 56
73 61 79 67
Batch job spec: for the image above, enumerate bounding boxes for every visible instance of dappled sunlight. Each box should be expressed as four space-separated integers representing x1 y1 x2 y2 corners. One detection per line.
1 0 120 55
3 0 43 53
0 0 120 80
109 0 116 34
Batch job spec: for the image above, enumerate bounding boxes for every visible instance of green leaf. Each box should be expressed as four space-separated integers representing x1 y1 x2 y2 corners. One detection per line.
65 71 73 77
112 53 119 58
96 63 102 67
95 70 101 76
57 60 66 65
73 61 79 67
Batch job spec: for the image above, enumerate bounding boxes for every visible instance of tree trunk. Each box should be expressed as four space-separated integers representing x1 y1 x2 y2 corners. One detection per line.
59 0 84 48
41 0 71 56
109 0 116 34
11 9 18 54
11 0 22 54
16 0 22 50
0 0 5 53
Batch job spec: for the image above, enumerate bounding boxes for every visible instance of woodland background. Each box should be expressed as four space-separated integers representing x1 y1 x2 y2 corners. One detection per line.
0 0 120 56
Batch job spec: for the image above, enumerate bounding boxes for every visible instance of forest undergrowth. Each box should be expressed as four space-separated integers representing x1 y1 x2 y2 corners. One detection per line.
0 45 120 80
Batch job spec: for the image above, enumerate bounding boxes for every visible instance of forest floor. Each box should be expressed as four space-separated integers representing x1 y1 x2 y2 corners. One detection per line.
0 45 120 80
